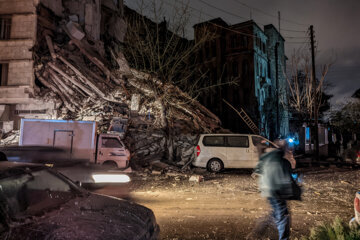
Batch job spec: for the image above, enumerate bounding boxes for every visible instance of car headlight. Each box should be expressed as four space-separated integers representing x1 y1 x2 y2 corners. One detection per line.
92 174 131 183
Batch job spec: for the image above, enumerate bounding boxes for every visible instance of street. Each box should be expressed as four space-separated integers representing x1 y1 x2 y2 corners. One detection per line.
94 167 359 239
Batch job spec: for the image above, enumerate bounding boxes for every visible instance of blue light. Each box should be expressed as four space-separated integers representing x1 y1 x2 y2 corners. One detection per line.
288 138 294 143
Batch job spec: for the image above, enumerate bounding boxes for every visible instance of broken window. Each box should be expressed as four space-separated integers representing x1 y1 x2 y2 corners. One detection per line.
0 63 9 86
0 16 11 40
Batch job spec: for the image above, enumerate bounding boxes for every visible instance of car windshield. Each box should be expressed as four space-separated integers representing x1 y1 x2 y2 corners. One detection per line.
0 168 76 220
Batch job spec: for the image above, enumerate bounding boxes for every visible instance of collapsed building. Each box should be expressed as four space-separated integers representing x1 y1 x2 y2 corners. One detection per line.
0 0 222 168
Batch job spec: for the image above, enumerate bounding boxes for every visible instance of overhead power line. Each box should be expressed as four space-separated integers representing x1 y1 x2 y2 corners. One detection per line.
198 0 247 20
152 0 310 43
280 28 307 33
163 0 261 39
231 0 309 26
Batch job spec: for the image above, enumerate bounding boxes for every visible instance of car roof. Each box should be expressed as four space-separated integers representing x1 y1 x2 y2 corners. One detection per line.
0 162 46 176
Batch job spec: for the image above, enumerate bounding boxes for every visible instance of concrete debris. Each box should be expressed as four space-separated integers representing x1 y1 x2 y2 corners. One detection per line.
189 175 204 183
0 130 20 146
108 16 127 43
0 121 14 134
40 0 64 17
66 21 85 40
69 15 79 22
151 170 162 175
31 2 222 169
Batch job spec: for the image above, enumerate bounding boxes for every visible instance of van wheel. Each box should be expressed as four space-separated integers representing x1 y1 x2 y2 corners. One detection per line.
207 159 223 173
103 161 118 169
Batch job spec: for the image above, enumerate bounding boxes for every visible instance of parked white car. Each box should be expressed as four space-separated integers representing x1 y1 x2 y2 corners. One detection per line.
192 134 277 172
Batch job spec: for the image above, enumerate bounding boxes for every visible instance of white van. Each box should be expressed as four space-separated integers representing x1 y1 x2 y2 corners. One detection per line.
192 134 277 172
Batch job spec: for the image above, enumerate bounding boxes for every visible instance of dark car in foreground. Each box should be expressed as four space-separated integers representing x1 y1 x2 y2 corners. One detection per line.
0 162 159 239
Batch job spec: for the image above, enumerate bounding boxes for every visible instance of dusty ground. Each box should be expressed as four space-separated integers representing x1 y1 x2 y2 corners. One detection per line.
94 166 360 240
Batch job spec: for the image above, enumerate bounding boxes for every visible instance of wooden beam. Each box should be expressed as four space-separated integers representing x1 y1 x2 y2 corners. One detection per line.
45 35 57 59
47 62 96 98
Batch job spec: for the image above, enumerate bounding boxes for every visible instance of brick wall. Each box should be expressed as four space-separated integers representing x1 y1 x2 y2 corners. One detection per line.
7 60 34 86
11 14 37 39
0 39 34 60
0 0 38 14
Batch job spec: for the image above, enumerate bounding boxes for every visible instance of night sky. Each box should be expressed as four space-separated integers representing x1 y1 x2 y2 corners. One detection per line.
125 0 360 107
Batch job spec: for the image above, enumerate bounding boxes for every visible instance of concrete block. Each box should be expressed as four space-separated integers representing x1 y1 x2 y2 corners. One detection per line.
66 21 85 40
40 0 63 16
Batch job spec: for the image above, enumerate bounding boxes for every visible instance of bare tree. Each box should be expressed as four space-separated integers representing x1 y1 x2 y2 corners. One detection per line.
118 0 221 161
286 51 330 120
285 50 331 152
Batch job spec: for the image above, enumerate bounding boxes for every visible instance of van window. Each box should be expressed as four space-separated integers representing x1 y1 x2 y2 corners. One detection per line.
227 136 249 148
101 137 123 148
203 136 225 147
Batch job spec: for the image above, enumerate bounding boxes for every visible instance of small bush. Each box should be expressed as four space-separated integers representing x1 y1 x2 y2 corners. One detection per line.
300 216 360 240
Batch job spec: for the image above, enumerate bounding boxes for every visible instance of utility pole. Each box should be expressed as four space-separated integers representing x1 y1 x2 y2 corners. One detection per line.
275 42 280 137
278 11 281 33
310 25 319 159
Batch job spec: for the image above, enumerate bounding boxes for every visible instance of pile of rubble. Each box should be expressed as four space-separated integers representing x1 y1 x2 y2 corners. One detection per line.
31 2 221 167
0 131 20 146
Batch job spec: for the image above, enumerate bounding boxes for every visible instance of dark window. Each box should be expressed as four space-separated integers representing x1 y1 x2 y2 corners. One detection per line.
227 136 249 148
203 136 225 147
211 40 216 57
230 35 237 49
205 42 210 59
242 60 249 80
241 36 248 48
101 137 123 148
267 60 271 78
0 16 11 40
232 61 238 77
211 68 217 84
0 63 9 86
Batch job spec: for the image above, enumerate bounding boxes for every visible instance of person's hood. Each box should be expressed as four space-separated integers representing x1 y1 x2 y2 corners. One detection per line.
5 193 158 240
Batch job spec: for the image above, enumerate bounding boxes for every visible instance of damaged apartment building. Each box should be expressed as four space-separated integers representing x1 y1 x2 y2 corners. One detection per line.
0 0 125 133
194 19 289 139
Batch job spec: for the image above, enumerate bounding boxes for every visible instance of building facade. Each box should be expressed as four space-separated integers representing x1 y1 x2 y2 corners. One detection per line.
0 0 57 131
0 0 125 132
194 19 289 139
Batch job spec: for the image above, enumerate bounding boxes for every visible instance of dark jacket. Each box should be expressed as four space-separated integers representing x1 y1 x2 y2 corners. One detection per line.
255 149 300 200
